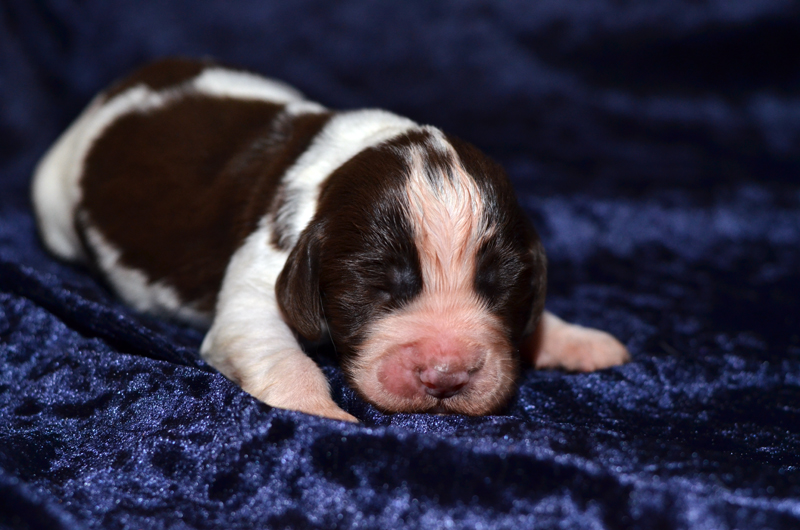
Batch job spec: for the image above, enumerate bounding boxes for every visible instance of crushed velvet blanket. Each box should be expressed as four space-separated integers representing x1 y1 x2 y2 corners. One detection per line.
2 1 799 529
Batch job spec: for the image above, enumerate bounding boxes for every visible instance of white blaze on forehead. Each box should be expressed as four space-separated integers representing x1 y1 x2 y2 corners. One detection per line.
402 129 486 296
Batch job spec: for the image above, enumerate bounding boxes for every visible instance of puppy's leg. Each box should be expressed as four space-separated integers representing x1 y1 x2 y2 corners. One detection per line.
201 232 357 423
521 311 630 372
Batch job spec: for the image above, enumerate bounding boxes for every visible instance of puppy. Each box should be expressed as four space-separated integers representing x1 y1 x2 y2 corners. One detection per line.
32 58 629 422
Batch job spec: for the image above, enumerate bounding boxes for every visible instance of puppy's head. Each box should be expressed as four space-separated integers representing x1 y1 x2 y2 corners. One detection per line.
277 128 546 415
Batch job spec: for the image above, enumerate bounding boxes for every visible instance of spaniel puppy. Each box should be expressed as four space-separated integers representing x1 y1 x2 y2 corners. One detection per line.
32 59 629 422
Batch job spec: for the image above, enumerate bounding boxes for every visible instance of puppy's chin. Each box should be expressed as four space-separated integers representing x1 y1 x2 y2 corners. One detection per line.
342 295 519 415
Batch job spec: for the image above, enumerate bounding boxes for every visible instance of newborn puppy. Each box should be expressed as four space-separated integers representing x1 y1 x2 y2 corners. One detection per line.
32 58 629 422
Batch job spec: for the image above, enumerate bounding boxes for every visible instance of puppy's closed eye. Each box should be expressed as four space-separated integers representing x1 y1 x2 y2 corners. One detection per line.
379 260 421 300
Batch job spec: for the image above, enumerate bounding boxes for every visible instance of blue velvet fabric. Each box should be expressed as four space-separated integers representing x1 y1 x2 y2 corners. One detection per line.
2 1 799 529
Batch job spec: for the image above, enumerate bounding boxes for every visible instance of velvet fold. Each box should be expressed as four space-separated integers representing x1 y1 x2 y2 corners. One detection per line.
2 1 799 528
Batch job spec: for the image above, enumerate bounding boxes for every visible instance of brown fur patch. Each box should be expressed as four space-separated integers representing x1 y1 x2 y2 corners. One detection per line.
80 95 329 311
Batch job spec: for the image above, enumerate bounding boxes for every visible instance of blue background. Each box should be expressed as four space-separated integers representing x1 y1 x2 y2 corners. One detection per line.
1 1 799 529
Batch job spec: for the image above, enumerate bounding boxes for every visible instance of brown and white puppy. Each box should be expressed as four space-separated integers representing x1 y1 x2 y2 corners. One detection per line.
32 58 629 422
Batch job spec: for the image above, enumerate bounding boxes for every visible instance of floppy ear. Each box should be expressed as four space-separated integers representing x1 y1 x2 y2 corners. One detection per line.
275 224 324 341
523 232 548 337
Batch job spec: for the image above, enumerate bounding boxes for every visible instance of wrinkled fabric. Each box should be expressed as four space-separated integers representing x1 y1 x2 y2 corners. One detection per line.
1 1 799 529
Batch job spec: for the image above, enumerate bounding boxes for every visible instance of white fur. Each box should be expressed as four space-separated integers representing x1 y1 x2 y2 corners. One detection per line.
403 130 486 293
192 67 306 103
274 110 418 247
200 221 357 422
200 221 292 366
83 222 210 326
284 100 327 115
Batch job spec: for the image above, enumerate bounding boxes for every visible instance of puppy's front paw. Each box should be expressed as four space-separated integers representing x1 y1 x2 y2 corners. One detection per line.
235 350 360 423
308 404 359 423
533 325 629 372
523 312 630 372
269 393 359 423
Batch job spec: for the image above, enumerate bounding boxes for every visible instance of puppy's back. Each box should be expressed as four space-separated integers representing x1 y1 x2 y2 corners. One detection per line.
31 59 325 321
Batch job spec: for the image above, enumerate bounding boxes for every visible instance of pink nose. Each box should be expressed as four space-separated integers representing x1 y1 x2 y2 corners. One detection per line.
419 367 470 399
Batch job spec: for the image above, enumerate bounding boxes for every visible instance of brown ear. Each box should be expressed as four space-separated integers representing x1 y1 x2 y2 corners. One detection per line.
525 235 548 336
517 224 548 365
275 224 324 341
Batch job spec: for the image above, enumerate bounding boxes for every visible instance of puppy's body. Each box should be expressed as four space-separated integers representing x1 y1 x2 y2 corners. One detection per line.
33 59 628 422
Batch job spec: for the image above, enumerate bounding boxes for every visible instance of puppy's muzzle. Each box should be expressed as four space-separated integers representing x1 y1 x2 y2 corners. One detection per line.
378 335 484 402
